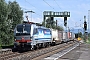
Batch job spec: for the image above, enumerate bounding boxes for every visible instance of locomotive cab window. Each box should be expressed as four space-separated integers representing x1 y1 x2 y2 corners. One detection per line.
16 24 31 36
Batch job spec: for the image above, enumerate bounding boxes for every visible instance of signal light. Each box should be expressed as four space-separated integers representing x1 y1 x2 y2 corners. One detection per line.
84 21 87 30
64 17 67 26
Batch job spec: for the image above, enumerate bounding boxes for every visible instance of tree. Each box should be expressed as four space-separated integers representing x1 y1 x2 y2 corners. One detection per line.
42 17 55 28
88 33 90 37
8 1 23 29
78 32 82 37
7 1 23 45
0 0 23 46
88 33 90 41
56 26 64 31
42 17 64 31
0 0 10 45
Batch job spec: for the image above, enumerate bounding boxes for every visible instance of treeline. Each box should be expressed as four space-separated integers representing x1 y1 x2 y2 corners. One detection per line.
42 17 64 31
0 0 23 46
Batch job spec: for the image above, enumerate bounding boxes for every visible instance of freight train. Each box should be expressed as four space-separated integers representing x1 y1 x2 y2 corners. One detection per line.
13 21 75 51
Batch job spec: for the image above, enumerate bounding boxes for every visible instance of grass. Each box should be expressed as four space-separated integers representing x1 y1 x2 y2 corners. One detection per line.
86 37 90 44
0 44 14 49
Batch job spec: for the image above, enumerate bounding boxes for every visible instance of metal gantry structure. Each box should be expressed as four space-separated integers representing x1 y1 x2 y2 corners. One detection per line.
43 11 70 28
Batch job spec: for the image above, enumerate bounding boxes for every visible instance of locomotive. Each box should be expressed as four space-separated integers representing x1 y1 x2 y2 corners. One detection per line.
13 21 75 51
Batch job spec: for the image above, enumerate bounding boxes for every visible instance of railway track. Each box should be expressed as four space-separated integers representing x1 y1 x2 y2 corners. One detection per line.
0 41 78 60
0 49 12 54
33 41 78 60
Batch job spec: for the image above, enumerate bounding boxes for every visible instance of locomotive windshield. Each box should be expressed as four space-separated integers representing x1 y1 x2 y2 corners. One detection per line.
16 24 31 36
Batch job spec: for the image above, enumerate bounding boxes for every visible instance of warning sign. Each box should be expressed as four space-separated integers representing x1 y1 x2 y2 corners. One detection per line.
78 37 81 41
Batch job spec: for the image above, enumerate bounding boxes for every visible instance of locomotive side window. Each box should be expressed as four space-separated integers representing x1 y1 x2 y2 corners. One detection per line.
33 28 38 35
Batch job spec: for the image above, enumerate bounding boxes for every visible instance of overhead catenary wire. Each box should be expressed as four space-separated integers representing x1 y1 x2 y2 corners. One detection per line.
19 6 42 17
34 13 42 17
43 0 55 10
22 7 42 18
24 0 43 17
25 0 42 13
53 0 62 10
19 0 42 18
21 7 32 11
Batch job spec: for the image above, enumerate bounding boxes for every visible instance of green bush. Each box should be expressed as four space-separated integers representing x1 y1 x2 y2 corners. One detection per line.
0 45 2 49
87 37 90 44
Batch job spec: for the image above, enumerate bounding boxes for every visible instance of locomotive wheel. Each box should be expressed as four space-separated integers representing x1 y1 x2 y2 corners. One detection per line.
36 44 39 50
51 42 56 46
12 48 17 52
42 43 44 48
31 45 36 51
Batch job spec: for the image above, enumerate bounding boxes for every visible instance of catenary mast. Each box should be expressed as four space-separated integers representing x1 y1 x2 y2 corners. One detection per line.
88 10 90 33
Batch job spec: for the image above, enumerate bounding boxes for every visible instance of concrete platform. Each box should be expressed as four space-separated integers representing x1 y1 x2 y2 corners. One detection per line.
58 43 90 60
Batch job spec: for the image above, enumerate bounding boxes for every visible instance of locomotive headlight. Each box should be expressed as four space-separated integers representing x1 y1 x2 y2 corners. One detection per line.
14 39 16 41
14 37 16 41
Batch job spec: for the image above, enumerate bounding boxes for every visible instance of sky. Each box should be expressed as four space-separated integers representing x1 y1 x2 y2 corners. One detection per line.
6 0 90 32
